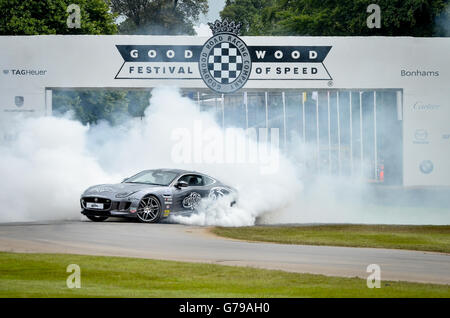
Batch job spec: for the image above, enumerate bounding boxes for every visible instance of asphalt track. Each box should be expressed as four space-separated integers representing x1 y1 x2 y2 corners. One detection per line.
0 220 449 285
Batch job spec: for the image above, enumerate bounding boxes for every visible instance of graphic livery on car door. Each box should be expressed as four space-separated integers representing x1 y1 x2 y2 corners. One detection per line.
172 174 211 211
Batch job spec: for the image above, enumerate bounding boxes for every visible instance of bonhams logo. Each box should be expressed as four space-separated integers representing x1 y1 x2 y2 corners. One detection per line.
115 19 332 94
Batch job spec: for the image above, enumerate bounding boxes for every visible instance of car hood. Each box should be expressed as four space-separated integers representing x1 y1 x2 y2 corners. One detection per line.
82 183 165 196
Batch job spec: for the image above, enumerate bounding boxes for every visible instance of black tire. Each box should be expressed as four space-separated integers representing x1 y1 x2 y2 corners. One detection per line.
136 195 162 223
86 215 109 222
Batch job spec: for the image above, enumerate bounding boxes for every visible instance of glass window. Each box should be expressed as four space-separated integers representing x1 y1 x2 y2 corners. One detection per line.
203 176 216 185
178 174 204 186
125 170 178 186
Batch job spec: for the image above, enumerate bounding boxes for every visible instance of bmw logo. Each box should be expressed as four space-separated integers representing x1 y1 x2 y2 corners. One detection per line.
419 160 434 174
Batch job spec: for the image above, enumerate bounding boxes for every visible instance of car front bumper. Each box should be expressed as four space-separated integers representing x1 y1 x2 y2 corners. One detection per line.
81 209 137 218
80 196 137 218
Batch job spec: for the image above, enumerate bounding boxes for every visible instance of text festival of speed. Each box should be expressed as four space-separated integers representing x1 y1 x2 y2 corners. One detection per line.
126 47 322 76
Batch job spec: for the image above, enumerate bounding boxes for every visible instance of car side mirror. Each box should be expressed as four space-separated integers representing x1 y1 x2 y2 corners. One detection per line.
175 181 188 188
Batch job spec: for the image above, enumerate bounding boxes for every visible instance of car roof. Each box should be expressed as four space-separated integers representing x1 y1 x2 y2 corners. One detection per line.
140 169 220 183
146 168 205 176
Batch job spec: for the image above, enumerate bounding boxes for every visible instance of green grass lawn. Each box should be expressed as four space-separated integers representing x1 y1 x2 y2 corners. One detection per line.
211 225 450 253
0 252 449 298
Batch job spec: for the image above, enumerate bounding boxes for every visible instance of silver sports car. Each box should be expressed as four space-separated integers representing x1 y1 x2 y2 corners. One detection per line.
80 169 237 223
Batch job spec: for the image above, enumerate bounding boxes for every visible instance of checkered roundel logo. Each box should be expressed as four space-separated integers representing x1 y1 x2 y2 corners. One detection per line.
199 20 251 94
208 42 243 85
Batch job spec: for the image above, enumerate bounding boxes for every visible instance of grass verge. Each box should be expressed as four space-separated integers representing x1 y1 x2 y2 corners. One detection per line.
0 252 449 297
211 225 450 253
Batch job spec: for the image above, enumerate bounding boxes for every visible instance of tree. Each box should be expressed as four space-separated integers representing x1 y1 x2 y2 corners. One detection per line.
111 0 208 35
53 89 154 125
0 0 118 35
53 90 125 125
221 0 449 36
0 1 155 125
126 90 152 118
220 0 272 35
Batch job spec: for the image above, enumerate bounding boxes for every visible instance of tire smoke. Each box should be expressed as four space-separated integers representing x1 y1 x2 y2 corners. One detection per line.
0 87 448 225
0 87 300 225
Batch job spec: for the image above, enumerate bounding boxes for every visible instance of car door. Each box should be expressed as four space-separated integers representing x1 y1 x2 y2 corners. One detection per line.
172 174 210 212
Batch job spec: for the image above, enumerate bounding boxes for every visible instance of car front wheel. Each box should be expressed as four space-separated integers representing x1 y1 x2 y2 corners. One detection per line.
136 195 162 223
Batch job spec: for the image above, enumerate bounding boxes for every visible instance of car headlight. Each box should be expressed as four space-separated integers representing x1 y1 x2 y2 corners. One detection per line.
115 191 138 198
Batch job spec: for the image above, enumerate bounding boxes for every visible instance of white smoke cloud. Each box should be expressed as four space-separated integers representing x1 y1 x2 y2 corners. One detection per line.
0 87 301 225
194 23 212 37
88 87 302 226
0 115 115 222
0 87 448 225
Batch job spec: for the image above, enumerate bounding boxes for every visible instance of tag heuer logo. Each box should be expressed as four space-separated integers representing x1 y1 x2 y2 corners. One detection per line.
199 20 251 94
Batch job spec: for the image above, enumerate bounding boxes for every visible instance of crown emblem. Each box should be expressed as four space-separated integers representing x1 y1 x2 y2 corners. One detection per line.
207 19 242 36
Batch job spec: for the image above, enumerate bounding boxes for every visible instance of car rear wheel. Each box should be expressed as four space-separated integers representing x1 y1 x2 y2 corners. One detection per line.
86 215 109 222
136 195 162 223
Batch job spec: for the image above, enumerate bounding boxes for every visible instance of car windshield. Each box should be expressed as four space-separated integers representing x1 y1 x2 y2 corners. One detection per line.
124 170 178 186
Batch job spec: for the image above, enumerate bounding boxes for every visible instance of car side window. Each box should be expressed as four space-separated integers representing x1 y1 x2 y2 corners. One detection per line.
178 174 204 186
203 176 215 185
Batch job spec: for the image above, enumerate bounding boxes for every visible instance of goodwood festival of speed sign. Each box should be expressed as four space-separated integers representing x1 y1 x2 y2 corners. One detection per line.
115 19 332 94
